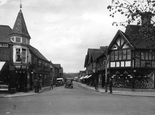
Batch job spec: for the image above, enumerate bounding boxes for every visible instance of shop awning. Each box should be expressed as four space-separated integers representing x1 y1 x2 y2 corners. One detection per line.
87 75 92 79
80 76 84 80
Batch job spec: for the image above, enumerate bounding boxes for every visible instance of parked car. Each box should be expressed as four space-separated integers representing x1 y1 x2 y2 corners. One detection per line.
56 78 64 86
0 81 8 91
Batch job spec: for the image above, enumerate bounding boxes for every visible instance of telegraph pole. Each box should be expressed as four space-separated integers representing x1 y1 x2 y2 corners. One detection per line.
105 46 108 92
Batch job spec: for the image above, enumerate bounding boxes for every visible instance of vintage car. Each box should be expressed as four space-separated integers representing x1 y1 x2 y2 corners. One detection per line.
56 78 64 86
65 78 73 88
0 81 8 91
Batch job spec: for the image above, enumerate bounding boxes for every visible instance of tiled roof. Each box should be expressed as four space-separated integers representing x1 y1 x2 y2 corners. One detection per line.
84 48 105 67
124 25 155 49
11 10 30 39
53 64 61 69
0 25 12 42
29 45 49 62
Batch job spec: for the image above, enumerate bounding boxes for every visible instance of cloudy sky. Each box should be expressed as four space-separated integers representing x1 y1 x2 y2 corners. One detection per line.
0 0 126 73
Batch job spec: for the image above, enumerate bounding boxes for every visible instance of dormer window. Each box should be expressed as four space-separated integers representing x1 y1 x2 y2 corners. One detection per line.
10 36 29 44
16 36 21 43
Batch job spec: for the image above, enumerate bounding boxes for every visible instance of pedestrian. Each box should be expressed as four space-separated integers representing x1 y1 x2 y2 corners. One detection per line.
34 79 38 93
39 78 42 90
50 79 53 90
109 78 113 94
94 80 98 91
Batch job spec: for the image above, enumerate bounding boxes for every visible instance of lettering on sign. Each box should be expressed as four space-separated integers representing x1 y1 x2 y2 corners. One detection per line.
0 44 9 47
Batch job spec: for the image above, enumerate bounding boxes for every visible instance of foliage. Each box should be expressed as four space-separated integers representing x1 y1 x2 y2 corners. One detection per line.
107 0 155 26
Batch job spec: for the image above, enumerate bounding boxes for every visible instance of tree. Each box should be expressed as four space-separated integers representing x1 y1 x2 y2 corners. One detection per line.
107 0 155 26
107 0 155 47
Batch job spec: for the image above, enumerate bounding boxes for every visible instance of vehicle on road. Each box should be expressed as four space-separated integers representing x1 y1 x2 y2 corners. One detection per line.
65 78 73 88
0 81 8 91
56 78 64 86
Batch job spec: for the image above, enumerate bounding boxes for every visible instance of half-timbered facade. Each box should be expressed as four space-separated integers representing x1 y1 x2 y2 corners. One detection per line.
108 25 155 89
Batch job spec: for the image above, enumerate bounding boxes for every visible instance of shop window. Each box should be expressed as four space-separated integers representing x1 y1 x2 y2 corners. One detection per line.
125 61 131 67
121 61 124 67
110 62 115 67
116 62 120 67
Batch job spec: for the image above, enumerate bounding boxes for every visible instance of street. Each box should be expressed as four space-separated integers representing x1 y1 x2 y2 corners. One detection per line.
0 82 155 115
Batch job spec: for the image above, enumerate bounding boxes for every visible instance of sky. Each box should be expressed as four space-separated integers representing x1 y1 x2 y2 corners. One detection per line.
0 0 127 73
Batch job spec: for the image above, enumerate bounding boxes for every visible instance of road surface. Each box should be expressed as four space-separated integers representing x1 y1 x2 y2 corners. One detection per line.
0 82 155 115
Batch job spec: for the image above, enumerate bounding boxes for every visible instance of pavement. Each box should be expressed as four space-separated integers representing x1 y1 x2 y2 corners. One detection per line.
78 82 155 97
0 82 155 98
0 86 50 98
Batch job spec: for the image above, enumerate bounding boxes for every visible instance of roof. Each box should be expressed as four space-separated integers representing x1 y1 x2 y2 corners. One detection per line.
53 64 61 69
84 48 105 67
29 45 49 62
0 25 12 43
125 25 155 49
11 10 30 39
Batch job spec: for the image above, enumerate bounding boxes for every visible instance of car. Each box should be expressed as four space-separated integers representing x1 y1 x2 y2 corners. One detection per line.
65 78 73 88
56 78 64 86
0 81 8 91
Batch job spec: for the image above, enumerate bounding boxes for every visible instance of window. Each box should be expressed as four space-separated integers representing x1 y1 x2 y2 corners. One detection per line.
11 37 15 42
110 62 115 67
149 53 152 60
141 61 145 67
127 49 131 60
16 37 21 43
38 60 42 66
135 58 140 67
152 61 155 67
22 49 26 63
115 51 118 60
16 48 21 62
111 51 114 61
125 61 131 67
119 50 122 60
122 50 126 60
141 52 145 60
22 37 27 44
145 52 148 60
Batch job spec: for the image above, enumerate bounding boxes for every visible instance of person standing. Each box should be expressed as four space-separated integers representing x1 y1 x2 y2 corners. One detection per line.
94 79 98 91
50 79 53 90
34 79 38 93
109 78 113 94
39 78 42 90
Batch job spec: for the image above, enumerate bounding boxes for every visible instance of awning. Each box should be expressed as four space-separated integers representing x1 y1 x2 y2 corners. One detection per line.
83 75 88 79
80 76 84 80
87 75 92 79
